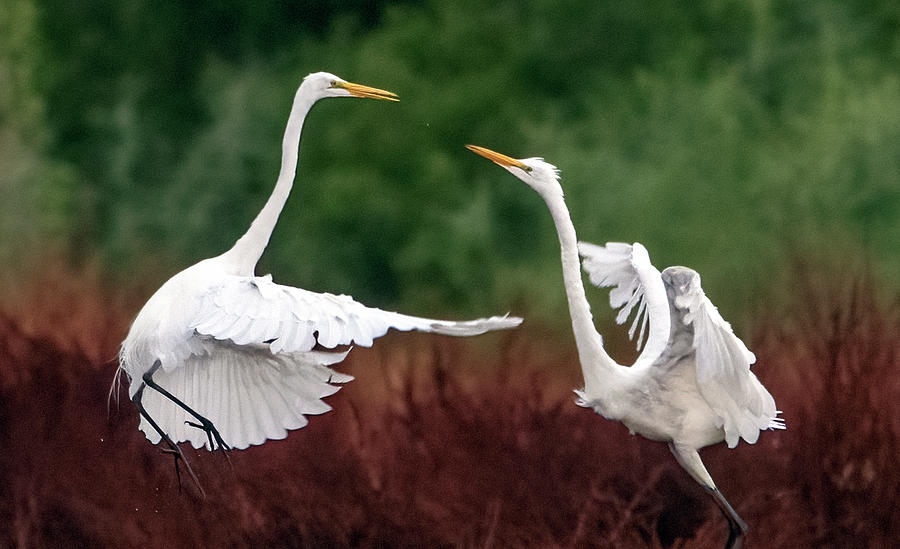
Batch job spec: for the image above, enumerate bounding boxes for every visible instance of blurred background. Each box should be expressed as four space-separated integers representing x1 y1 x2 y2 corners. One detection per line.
1 1 898 547
4 0 898 317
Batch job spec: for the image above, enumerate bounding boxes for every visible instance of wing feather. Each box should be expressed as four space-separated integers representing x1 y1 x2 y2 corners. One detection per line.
137 274 521 449
674 281 782 447
138 343 348 449
192 275 522 353
578 242 670 367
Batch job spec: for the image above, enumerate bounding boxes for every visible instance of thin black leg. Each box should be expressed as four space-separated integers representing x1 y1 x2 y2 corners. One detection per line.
709 487 748 549
132 382 206 498
142 362 232 457
668 443 748 549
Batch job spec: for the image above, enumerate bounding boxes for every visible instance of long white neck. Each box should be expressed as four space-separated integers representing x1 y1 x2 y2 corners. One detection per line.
541 190 621 397
221 85 318 274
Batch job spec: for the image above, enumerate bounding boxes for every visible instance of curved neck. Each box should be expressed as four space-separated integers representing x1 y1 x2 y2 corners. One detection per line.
221 86 318 274
541 190 620 395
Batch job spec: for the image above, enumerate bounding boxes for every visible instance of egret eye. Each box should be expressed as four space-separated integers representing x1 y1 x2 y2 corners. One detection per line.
329 80 340 89
523 166 533 173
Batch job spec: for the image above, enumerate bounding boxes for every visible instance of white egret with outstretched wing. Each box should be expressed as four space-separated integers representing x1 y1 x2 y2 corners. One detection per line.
114 74 522 496
467 144 781 549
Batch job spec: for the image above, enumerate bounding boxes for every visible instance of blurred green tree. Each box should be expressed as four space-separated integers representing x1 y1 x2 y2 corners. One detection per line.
4 0 898 323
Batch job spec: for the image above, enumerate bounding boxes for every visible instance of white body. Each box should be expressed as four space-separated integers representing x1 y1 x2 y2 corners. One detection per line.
577 244 783 465
118 74 522 451
466 145 782 498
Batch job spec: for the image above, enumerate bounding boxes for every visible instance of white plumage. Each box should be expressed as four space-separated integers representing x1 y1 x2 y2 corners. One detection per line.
467 144 782 549
579 246 784 449
578 241 670 364
117 74 521 494
136 341 350 450
121 258 518 451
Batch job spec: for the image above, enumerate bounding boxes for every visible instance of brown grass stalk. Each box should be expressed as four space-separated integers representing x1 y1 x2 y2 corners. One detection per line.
0 260 896 547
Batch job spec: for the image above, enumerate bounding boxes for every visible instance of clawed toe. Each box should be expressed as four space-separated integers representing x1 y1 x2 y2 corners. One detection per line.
155 438 205 498
185 419 231 454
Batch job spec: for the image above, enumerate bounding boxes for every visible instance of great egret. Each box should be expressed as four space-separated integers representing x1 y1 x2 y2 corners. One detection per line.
467 144 783 548
115 73 522 496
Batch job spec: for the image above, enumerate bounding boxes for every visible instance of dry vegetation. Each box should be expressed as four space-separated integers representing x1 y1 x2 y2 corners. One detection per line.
1 263 897 548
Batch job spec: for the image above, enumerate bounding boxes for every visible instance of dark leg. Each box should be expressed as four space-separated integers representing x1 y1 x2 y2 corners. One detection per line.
708 487 748 549
142 362 231 456
132 382 206 498
668 443 747 549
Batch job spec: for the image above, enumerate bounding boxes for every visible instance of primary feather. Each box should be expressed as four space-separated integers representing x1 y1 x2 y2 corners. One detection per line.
193 274 519 353
669 268 782 448
578 241 670 368
137 343 350 450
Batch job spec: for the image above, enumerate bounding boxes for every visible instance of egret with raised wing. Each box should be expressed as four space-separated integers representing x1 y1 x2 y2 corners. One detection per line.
113 74 522 497
467 144 782 549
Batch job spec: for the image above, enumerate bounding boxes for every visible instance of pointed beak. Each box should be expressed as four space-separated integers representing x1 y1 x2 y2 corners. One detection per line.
465 144 530 171
334 80 399 101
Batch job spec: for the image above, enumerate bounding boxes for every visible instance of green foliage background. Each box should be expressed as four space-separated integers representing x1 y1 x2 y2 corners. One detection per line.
3 0 898 322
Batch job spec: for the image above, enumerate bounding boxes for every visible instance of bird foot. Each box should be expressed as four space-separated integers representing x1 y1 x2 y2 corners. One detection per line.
185 419 232 465
160 448 184 491
160 442 205 498
726 530 745 549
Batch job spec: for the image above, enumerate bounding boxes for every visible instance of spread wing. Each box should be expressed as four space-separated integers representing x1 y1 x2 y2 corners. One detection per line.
578 242 670 367
138 344 353 450
675 282 784 448
191 274 523 353
138 274 521 450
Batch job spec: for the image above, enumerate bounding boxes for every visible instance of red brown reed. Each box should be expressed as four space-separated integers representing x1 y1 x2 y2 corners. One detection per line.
0 261 896 548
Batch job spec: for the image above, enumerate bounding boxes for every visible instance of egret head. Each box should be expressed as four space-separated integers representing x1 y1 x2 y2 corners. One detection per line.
466 145 562 198
301 71 398 101
661 266 701 297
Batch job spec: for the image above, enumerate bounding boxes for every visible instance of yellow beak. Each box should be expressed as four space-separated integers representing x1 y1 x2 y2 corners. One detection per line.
465 144 530 171
334 81 399 101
